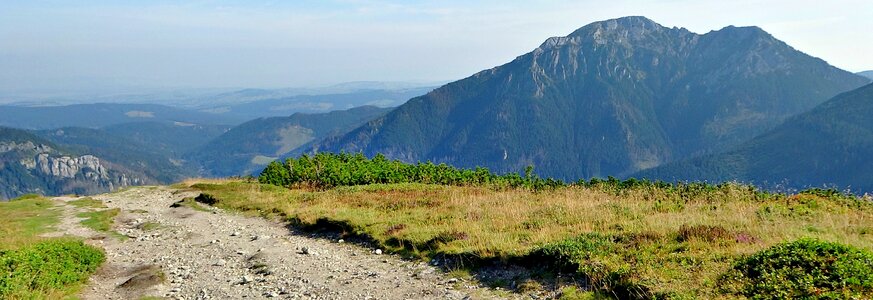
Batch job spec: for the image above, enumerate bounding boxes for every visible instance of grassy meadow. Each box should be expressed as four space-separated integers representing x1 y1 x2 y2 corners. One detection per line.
0 195 105 299
186 179 873 298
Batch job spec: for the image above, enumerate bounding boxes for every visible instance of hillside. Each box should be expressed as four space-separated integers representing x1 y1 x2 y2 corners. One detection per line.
0 127 156 200
187 106 392 177
35 127 203 184
636 83 873 192
102 122 229 155
0 103 243 130
314 16 868 179
859 70 873 80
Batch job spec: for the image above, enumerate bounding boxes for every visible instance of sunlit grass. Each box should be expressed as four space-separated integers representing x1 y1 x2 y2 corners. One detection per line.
0 195 61 250
186 180 872 297
67 197 107 209
77 208 126 240
0 195 105 299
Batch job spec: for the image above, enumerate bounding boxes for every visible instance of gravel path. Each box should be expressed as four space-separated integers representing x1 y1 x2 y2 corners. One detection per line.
50 186 511 300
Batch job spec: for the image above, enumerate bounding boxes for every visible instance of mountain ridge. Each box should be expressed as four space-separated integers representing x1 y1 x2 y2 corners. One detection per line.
314 16 868 179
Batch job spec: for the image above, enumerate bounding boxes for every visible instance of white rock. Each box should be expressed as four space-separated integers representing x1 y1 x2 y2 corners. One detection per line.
241 275 254 284
374 249 383 255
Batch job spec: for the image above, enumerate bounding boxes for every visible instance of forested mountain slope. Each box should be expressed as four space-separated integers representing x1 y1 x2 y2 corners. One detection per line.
188 106 392 176
315 16 868 179
636 83 873 192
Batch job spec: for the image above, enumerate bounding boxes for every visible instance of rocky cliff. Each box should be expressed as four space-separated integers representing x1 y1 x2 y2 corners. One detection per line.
0 128 153 200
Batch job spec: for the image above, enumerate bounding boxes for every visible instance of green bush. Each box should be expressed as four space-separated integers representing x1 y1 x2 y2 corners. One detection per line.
259 152 771 197
530 234 652 299
720 238 873 299
259 152 565 190
0 239 105 298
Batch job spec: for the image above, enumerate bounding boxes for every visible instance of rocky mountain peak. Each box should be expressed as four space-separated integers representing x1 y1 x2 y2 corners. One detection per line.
537 16 684 52
571 16 666 39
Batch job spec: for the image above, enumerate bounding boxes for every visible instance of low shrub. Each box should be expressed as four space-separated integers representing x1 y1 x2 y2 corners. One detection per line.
0 239 105 298
720 238 873 299
259 152 565 191
530 234 652 299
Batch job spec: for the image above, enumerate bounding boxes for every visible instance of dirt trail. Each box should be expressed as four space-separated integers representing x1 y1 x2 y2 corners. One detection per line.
50 186 512 300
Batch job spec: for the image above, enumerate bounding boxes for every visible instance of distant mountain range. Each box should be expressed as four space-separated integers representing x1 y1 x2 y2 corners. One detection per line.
858 71 873 80
315 16 869 180
0 103 244 130
201 88 429 119
636 82 873 192
0 81 441 107
0 86 432 129
186 106 392 177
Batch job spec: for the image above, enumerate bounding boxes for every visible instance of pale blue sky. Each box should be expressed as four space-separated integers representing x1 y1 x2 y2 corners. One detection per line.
1 0 871 93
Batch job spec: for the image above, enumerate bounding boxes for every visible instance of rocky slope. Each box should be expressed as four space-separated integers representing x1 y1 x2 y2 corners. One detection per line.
315 16 868 179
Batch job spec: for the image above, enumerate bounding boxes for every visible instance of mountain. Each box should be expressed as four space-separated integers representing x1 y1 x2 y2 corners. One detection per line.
102 122 230 155
0 103 243 130
858 71 873 81
635 83 873 192
0 127 155 200
314 16 869 179
187 106 393 177
36 127 196 183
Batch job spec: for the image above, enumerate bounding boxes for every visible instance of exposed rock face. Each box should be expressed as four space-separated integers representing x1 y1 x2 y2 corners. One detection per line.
0 137 150 200
35 153 106 179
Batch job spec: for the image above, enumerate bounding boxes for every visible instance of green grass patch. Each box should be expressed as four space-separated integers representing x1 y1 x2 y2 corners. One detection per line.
77 208 126 240
559 286 610 300
0 239 105 299
0 197 105 298
10 194 43 201
67 197 107 209
0 196 60 249
138 222 161 232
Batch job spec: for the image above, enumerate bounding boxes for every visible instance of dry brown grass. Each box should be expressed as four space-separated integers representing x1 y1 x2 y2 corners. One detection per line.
189 181 873 297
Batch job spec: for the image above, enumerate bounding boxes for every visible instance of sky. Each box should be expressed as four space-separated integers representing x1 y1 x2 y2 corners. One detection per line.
1 0 871 94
